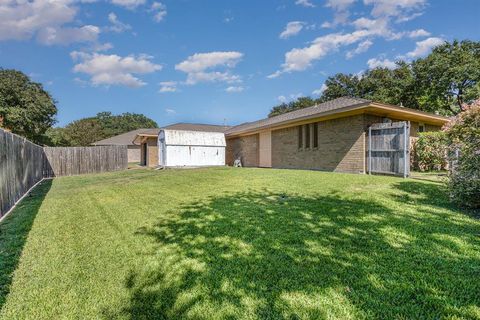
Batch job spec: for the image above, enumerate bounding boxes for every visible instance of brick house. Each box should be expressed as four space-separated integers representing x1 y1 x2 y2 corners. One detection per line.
225 97 449 174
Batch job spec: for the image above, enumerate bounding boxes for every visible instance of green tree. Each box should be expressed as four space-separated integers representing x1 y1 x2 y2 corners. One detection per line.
42 127 71 146
413 40 480 115
0 69 57 143
57 112 158 146
96 112 158 137
317 73 362 103
268 40 480 117
268 97 317 117
63 118 103 146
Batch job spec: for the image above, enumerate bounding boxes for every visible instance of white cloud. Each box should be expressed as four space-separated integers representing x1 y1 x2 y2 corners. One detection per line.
278 93 302 103
106 13 131 33
396 12 423 23
278 29 379 73
364 0 426 19
0 0 101 45
387 28 430 40
271 0 433 76
159 81 177 92
267 71 282 79
111 0 146 9
165 108 176 114
323 0 356 27
280 21 305 39
407 37 444 58
346 39 373 59
37 25 99 45
351 17 392 37
175 51 243 85
367 58 396 69
176 52 243 73
150 2 167 22
185 72 240 85
225 86 244 93
295 0 315 7
72 52 162 87
312 84 328 96
407 28 430 38
92 42 114 52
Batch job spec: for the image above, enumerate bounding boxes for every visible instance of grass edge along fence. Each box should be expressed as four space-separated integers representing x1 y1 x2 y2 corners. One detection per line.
0 128 128 218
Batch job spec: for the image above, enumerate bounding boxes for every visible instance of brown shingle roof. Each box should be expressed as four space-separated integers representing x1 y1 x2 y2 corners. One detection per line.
226 97 371 136
92 128 160 146
163 123 231 133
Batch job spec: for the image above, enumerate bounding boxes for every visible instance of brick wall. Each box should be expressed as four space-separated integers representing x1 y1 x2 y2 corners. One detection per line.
226 113 442 174
226 134 259 167
127 145 141 163
146 137 158 167
271 114 366 173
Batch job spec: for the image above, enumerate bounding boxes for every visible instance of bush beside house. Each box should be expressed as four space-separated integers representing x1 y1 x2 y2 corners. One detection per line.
412 132 448 171
443 100 480 209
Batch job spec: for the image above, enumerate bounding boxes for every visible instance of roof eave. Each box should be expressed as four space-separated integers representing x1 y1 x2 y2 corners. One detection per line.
226 102 450 137
225 101 370 137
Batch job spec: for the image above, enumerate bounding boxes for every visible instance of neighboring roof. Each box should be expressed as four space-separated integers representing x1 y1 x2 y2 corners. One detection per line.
226 97 449 136
163 123 231 133
226 97 370 136
92 128 160 146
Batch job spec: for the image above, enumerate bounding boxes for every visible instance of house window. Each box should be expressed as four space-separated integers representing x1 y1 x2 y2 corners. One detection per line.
313 123 318 148
298 126 303 149
419 123 425 133
305 124 311 149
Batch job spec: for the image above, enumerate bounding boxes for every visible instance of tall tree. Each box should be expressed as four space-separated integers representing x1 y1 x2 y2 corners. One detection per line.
268 40 480 117
96 112 158 137
269 97 317 117
63 118 103 146
317 73 362 103
54 112 159 146
0 69 57 143
413 40 480 115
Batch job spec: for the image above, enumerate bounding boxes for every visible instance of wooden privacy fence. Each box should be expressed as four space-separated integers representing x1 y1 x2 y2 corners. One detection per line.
368 121 410 178
44 146 127 177
0 128 128 217
0 129 46 218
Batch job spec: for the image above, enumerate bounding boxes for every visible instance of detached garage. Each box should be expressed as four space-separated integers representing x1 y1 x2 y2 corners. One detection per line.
158 129 226 167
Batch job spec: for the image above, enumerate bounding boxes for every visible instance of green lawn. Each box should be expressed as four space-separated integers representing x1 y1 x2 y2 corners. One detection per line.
1 168 479 319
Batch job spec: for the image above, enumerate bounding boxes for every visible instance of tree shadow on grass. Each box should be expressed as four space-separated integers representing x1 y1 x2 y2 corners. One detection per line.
110 186 480 319
393 179 480 219
0 179 52 310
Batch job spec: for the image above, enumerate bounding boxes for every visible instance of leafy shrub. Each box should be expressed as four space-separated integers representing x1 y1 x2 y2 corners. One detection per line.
443 100 480 209
412 132 448 171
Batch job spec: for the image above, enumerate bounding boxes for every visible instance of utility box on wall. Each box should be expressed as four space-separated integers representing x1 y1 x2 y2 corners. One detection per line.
158 129 226 167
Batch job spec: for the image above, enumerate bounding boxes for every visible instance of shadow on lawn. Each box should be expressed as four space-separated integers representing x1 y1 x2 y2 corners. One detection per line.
111 182 480 319
0 179 52 310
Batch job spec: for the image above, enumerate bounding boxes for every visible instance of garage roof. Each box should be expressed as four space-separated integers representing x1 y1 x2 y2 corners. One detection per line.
92 128 160 146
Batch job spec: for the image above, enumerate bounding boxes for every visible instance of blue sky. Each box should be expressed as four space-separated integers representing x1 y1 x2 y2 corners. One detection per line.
1 0 479 127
